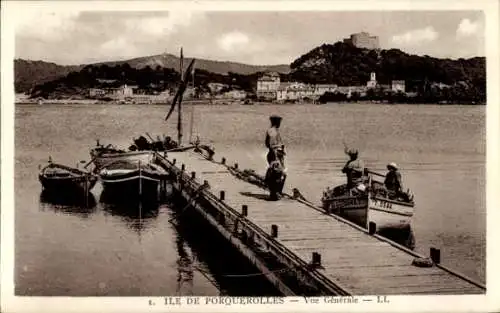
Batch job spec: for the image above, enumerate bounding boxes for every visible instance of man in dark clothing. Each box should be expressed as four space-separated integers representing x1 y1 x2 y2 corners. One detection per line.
265 115 286 200
265 115 285 165
384 162 403 194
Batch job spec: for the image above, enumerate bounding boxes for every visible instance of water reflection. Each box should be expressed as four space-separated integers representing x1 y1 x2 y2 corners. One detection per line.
378 227 416 250
175 236 194 295
39 190 97 218
100 191 160 233
170 200 280 296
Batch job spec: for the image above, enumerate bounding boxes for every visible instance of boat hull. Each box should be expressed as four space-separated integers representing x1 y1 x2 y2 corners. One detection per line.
39 175 97 193
322 194 413 232
39 163 97 194
99 165 168 202
367 197 413 231
92 151 155 170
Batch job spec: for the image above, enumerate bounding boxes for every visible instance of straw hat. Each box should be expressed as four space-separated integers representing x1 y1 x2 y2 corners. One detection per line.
387 162 398 170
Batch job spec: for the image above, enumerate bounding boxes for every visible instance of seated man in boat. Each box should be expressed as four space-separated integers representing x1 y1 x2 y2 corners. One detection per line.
341 149 365 191
134 136 150 151
384 162 404 197
265 115 286 200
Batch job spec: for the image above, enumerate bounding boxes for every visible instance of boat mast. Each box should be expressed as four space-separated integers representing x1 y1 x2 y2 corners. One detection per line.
178 47 184 147
189 66 195 143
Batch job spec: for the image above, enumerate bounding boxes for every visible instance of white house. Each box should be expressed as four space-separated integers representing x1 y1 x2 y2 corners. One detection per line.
391 80 406 93
257 72 281 100
367 72 377 88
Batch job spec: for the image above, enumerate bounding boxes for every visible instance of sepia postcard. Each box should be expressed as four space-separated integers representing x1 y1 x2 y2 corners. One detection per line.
1 0 499 312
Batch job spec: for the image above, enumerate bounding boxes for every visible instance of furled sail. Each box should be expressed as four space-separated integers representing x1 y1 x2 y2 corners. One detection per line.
164 58 196 122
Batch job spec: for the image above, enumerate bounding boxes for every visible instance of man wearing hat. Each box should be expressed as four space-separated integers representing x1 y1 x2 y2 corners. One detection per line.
265 115 285 163
342 148 365 190
384 162 403 194
265 115 286 200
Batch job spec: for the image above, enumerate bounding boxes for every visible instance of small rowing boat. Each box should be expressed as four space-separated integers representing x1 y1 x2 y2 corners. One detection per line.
98 159 169 201
39 159 97 194
321 169 415 233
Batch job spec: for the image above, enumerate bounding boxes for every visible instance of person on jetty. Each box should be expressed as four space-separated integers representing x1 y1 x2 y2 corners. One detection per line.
265 115 286 201
342 148 365 191
384 162 403 194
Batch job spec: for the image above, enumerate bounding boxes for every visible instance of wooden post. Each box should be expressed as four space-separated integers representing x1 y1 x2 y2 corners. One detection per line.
221 157 226 165
368 222 377 235
430 247 441 264
191 171 196 179
271 224 278 238
242 205 248 217
220 190 225 201
312 252 321 267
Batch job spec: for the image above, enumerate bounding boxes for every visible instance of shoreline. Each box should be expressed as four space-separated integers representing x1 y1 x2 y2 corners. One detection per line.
14 100 486 106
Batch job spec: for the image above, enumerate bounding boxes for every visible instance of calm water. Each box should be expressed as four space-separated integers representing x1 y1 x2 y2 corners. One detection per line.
15 103 486 295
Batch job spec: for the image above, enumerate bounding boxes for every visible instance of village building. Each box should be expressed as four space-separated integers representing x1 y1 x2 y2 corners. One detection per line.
257 72 280 101
207 83 227 93
315 84 338 95
336 86 369 97
367 72 377 88
391 80 406 93
277 82 317 102
111 84 136 99
221 89 247 100
89 88 107 98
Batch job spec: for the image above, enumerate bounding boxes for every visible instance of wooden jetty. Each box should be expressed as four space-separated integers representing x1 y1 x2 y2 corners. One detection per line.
154 150 486 296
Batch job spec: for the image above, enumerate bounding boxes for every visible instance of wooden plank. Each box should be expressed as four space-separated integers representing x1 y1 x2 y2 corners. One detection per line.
285 240 388 251
335 273 467 289
328 264 444 278
320 255 412 268
356 283 484 295
278 233 369 242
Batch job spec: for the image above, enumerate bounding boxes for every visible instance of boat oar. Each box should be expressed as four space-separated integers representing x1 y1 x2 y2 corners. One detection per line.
145 132 155 142
165 145 196 152
83 156 98 169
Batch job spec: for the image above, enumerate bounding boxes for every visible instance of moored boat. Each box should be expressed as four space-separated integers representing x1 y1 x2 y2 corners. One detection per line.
98 159 169 201
321 169 415 233
90 142 155 171
39 159 97 194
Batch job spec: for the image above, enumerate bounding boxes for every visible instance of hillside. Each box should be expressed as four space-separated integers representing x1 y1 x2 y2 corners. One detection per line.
290 42 486 92
15 54 290 93
14 59 83 93
97 53 290 76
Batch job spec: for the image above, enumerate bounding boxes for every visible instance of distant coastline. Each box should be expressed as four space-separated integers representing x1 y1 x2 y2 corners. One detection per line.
14 98 485 106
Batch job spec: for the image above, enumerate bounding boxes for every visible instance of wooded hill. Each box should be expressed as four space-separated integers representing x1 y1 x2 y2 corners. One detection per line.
289 42 485 94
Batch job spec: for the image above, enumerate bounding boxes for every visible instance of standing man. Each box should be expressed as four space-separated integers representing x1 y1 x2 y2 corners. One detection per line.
265 115 286 200
342 148 365 190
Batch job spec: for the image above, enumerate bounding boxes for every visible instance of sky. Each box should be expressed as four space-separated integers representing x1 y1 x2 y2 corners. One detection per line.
14 9 485 66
